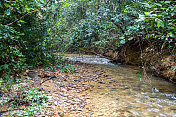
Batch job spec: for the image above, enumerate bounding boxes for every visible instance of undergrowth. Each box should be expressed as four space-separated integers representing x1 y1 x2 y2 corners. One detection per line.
0 78 48 116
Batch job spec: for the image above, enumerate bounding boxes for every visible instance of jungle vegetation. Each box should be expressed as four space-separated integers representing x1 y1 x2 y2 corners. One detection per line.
0 0 175 81
0 0 175 115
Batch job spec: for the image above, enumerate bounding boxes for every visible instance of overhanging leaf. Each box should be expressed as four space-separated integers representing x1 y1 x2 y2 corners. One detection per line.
154 3 162 7
164 1 171 4
156 18 165 28
3 3 9 8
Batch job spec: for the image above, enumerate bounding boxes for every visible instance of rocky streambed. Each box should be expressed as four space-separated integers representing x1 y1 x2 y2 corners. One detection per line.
2 54 175 117
59 54 176 117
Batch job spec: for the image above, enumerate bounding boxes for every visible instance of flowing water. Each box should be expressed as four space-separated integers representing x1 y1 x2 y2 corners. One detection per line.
66 54 176 117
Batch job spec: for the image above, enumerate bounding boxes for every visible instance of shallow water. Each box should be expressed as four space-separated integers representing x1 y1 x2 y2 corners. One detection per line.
66 54 176 117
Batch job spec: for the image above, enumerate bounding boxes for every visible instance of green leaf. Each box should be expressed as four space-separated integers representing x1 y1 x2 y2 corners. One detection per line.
154 3 162 7
19 33 25 35
137 14 146 22
164 1 171 4
156 18 165 28
5 9 11 15
157 23 161 28
144 18 150 22
0 2 3 8
4 64 8 69
167 33 176 38
0 79 3 86
171 66 176 71
4 3 9 8
0 64 9 70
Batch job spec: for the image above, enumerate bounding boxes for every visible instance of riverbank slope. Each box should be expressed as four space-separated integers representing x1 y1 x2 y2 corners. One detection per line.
103 39 176 83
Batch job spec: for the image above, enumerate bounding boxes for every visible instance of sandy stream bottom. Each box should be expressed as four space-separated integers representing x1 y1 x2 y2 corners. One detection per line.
37 54 176 117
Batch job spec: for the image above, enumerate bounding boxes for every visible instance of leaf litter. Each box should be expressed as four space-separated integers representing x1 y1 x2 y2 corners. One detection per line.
36 61 109 117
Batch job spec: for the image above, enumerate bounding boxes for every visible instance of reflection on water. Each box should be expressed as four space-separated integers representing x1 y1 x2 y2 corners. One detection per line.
66 54 176 116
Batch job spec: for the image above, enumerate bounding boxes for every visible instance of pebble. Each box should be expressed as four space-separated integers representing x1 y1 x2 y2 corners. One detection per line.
78 109 83 111
123 86 129 90
98 81 105 84
80 104 85 108
54 101 58 106
68 96 74 99
61 88 67 92
61 93 69 97
51 75 56 78
58 111 64 117
97 113 104 116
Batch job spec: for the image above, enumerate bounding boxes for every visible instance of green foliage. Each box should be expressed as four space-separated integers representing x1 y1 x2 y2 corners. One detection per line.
135 1 176 41
171 66 176 71
136 71 143 80
0 0 72 82
1 0 175 82
54 0 175 54
0 24 26 80
0 81 48 116
0 0 175 115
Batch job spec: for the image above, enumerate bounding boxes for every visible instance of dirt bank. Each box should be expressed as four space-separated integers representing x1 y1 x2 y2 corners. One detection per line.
104 39 176 82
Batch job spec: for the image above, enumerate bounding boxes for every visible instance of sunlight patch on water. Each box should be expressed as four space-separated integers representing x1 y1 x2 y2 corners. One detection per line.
65 54 115 65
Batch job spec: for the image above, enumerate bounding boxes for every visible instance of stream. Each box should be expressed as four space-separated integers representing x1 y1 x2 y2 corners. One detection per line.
66 54 176 117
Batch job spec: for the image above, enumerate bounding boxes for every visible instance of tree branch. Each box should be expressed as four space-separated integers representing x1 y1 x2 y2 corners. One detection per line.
6 11 38 26
43 0 50 7
111 20 125 34
6 0 51 26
